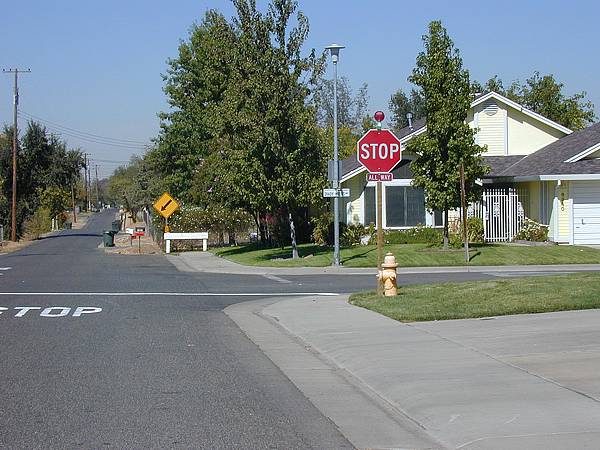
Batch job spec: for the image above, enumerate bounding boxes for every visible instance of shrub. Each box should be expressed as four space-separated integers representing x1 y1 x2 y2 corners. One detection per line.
384 225 442 245
342 224 373 246
24 207 52 239
514 218 549 242
450 217 485 247
310 212 347 246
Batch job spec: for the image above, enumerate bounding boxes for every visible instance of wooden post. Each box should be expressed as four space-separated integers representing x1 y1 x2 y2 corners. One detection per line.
460 163 469 263
71 183 77 224
377 180 383 295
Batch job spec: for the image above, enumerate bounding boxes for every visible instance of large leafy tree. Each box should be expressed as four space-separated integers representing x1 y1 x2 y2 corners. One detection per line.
149 10 236 202
206 0 326 257
389 88 425 131
474 72 596 130
408 21 488 249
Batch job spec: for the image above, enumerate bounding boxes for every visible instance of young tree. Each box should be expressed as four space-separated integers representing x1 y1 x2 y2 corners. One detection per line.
408 21 488 249
389 88 425 131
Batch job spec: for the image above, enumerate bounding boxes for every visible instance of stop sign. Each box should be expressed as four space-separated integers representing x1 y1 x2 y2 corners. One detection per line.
356 129 402 173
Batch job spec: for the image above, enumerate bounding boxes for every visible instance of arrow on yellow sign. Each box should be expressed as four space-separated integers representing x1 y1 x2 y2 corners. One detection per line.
153 192 180 219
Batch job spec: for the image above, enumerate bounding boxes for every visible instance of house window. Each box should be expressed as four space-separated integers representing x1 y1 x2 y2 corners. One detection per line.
385 186 426 227
364 186 376 226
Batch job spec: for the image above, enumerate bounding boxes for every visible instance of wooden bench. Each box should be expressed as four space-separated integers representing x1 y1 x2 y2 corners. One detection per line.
164 232 208 254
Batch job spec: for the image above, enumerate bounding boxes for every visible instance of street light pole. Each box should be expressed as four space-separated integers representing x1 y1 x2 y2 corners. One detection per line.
326 44 344 266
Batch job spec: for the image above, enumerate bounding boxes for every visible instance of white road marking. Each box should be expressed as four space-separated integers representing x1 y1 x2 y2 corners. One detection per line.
40 307 71 317
0 267 12 270
2 306 103 317
14 306 41 317
0 292 339 297
262 274 292 284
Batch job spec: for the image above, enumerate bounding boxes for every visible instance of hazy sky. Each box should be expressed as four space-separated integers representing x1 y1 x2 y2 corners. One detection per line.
2 0 599 178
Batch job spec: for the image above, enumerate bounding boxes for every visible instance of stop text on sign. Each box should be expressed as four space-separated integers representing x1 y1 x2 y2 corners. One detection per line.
356 129 402 173
359 142 400 160
0 306 102 317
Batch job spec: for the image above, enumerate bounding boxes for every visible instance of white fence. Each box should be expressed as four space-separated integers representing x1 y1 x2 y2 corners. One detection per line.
470 187 528 242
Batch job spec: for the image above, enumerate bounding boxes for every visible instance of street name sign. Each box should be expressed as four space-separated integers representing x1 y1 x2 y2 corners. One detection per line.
153 192 180 219
357 129 402 173
323 188 350 198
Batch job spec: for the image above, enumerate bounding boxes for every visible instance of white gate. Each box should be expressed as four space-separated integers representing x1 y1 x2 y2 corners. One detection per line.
471 188 528 242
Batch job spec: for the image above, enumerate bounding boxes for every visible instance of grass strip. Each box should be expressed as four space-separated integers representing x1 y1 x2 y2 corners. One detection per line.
212 243 600 268
349 272 600 322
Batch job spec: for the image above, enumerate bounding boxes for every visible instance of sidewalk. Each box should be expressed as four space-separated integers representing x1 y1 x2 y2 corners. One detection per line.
169 250 600 276
227 296 600 449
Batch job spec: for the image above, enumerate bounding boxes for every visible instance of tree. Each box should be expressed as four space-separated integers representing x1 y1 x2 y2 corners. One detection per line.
314 76 369 131
107 156 155 221
476 72 596 130
408 21 488 249
389 88 425 131
0 122 84 237
149 10 236 202
209 0 326 257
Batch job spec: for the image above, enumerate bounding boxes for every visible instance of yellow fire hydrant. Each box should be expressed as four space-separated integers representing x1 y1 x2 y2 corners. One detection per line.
377 252 398 296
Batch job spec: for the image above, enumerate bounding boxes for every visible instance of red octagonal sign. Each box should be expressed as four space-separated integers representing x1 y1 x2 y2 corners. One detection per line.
356 129 402 173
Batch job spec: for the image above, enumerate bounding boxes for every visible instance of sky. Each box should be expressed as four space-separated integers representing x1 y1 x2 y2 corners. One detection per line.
1 0 599 178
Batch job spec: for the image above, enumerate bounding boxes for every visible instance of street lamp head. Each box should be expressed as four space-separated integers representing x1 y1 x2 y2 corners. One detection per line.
325 43 345 63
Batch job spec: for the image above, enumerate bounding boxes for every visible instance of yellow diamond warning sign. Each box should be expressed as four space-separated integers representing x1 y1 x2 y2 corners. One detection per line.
153 192 180 219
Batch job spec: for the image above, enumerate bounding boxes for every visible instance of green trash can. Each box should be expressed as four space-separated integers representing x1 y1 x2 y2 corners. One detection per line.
103 230 116 247
111 220 121 232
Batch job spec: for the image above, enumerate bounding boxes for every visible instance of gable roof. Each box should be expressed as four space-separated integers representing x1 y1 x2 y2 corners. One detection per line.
340 91 572 181
472 91 573 135
490 122 600 178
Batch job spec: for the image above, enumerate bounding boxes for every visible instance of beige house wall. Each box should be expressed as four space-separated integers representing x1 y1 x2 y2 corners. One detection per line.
343 174 365 225
507 109 565 155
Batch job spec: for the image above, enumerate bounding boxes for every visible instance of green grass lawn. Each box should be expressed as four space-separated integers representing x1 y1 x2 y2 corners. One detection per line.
350 272 600 321
212 242 600 268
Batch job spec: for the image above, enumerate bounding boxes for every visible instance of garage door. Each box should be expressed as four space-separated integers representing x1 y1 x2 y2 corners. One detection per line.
572 181 600 244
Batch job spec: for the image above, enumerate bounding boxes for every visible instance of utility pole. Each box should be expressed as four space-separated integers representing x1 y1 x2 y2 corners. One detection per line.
83 153 88 212
94 165 100 208
87 164 92 211
3 68 31 241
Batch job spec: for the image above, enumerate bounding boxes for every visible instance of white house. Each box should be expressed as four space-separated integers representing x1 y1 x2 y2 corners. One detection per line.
340 91 600 244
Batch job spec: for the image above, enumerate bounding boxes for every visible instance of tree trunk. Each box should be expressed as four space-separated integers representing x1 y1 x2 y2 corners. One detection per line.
289 211 299 259
443 209 449 250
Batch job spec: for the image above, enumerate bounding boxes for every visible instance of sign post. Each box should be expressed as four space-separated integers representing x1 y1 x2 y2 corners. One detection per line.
356 112 402 295
153 192 180 251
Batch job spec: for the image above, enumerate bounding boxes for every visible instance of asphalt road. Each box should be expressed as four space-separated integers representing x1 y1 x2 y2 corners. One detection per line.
0 210 353 449
0 209 581 449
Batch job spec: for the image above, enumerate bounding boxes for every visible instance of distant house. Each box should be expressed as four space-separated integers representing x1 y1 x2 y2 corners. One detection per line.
340 91 600 244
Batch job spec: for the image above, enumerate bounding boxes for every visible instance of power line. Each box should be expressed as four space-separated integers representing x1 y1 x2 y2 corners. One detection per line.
18 110 150 145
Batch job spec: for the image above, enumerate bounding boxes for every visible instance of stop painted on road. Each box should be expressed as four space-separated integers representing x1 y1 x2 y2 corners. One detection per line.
0 306 102 317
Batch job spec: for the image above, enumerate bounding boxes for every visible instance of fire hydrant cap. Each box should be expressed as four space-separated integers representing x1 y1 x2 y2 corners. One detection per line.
382 252 398 268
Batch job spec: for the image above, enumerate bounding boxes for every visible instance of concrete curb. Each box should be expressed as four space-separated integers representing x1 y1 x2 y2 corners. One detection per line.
170 251 600 276
225 297 445 450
